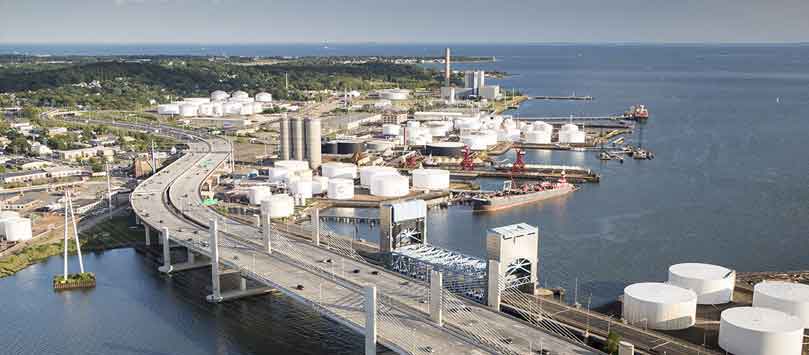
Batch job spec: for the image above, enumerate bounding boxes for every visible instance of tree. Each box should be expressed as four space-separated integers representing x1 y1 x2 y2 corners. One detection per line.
604 331 622 354
88 157 105 173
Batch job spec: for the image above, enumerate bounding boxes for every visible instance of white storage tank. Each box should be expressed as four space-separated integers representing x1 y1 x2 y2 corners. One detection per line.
753 281 809 328
524 130 552 144
668 263 736 305
262 194 294 218
719 306 803 355
382 124 402 136
0 211 20 219
223 102 243 116
251 102 264 114
267 167 289 182
425 122 449 137
157 104 180 115
461 134 488 151
497 128 521 142
179 103 198 117
359 166 398 187
370 174 409 197
231 90 249 100
406 121 421 129
558 123 586 144
3 217 32 242
411 169 450 190
327 178 354 200
290 180 313 199
255 92 273 103
198 103 214 116
211 90 229 101
247 186 272 205
275 160 310 173
622 282 697 330
365 140 396 152
211 102 224 116
312 176 329 195
239 103 255 115
321 162 358 179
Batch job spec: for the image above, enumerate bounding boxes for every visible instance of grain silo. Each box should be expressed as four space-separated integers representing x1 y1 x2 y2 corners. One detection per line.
305 117 322 170
280 114 290 160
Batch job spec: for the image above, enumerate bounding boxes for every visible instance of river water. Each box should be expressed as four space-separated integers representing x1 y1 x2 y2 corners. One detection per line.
1 44 808 353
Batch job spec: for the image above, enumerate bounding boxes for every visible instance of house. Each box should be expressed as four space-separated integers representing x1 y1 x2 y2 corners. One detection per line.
0 193 43 211
54 146 118 162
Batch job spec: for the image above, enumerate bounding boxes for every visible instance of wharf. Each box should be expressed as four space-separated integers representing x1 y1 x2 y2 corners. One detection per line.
450 169 600 183
531 95 593 101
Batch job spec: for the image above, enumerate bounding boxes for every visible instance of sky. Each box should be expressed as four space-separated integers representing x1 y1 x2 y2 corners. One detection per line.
1 0 808 44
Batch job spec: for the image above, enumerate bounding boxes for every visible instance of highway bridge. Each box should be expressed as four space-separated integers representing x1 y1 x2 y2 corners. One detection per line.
124 122 600 355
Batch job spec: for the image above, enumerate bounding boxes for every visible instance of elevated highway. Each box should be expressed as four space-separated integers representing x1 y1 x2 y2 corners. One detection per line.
122 121 600 355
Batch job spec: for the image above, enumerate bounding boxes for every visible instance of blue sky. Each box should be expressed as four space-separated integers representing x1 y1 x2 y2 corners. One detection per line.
1 0 807 44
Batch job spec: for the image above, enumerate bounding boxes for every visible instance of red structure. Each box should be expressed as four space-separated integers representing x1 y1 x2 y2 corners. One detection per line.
460 146 475 171
511 149 526 173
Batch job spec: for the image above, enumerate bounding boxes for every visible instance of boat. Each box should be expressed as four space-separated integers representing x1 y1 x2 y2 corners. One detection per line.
472 173 577 211
624 105 649 120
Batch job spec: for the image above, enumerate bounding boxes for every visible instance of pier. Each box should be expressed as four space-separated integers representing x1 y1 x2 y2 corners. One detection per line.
450 169 600 183
531 95 593 101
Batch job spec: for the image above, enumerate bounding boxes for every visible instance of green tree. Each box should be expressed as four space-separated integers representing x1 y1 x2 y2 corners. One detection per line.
88 157 105 173
603 331 622 355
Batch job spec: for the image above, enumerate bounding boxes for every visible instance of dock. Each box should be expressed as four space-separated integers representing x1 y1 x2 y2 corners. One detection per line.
450 169 600 183
531 95 593 101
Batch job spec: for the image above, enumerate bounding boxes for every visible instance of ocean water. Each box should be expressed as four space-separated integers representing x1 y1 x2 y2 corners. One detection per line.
1 44 808 353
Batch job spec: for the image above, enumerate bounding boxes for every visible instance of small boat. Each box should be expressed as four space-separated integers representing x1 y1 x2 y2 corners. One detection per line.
624 105 649 120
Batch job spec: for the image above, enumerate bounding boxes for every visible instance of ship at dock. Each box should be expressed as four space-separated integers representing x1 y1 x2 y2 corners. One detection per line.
624 105 649 120
471 173 577 212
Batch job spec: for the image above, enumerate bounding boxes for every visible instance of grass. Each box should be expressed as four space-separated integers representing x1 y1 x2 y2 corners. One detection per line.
0 214 142 278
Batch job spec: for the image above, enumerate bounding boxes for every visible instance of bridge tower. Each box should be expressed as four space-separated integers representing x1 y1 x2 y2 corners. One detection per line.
379 199 427 253
486 223 539 310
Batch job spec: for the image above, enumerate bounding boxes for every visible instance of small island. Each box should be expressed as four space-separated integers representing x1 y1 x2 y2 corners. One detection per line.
53 272 96 290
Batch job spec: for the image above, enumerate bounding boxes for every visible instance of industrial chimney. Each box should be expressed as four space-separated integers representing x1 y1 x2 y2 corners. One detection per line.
444 47 451 87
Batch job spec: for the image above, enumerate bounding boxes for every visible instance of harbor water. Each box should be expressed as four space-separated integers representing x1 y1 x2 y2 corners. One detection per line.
1 44 808 352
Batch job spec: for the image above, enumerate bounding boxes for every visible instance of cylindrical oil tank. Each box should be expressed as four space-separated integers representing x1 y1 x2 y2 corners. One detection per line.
264 194 294 218
411 169 450 190
406 121 421 128
305 117 322 170
719 307 803 355
198 103 214 116
275 160 309 173
321 162 357 179
497 128 521 142
366 140 396 152
312 176 329 195
622 282 697 330
3 217 32 242
336 140 364 155
211 90 229 101
524 130 552 144
382 124 402 136
211 102 224 116
287 169 312 184
455 118 481 131
327 178 354 200
461 134 488 151
426 142 465 157
532 121 553 132
370 174 409 197
267 167 289 182
255 92 273 103
239 103 255 115
179 103 198 117
290 180 313 199
157 104 180 115
252 102 264 114
183 97 210 104
425 122 449 137
223 102 242 116
668 263 735 305
480 130 498 146
231 90 249 100
247 186 272 205
322 141 338 154
753 281 809 328
359 166 398 187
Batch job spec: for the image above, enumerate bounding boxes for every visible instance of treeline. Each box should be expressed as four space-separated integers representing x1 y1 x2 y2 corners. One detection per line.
0 60 443 109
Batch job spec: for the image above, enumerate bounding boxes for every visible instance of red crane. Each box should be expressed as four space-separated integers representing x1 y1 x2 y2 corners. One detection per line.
511 149 526 173
460 146 475 171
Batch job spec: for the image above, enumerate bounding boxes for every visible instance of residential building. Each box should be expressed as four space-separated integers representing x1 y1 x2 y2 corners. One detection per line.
0 170 48 184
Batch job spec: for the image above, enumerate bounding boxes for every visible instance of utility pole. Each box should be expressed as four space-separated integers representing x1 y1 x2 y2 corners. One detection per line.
150 140 157 175
106 162 113 220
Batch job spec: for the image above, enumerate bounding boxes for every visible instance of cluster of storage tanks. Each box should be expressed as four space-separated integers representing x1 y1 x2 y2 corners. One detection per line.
377 114 587 152
157 90 273 118
621 262 809 355
0 211 33 242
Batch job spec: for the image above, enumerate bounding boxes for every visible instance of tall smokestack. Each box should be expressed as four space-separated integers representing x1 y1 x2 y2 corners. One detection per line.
444 47 451 87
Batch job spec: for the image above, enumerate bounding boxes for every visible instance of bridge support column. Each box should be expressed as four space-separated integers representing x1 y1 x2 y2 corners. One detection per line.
261 201 272 254
158 227 173 273
364 285 377 355
312 208 320 246
206 219 223 303
487 260 501 311
618 341 634 355
187 249 195 264
255 214 260 228
430 270 443 326
144 224 151 246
